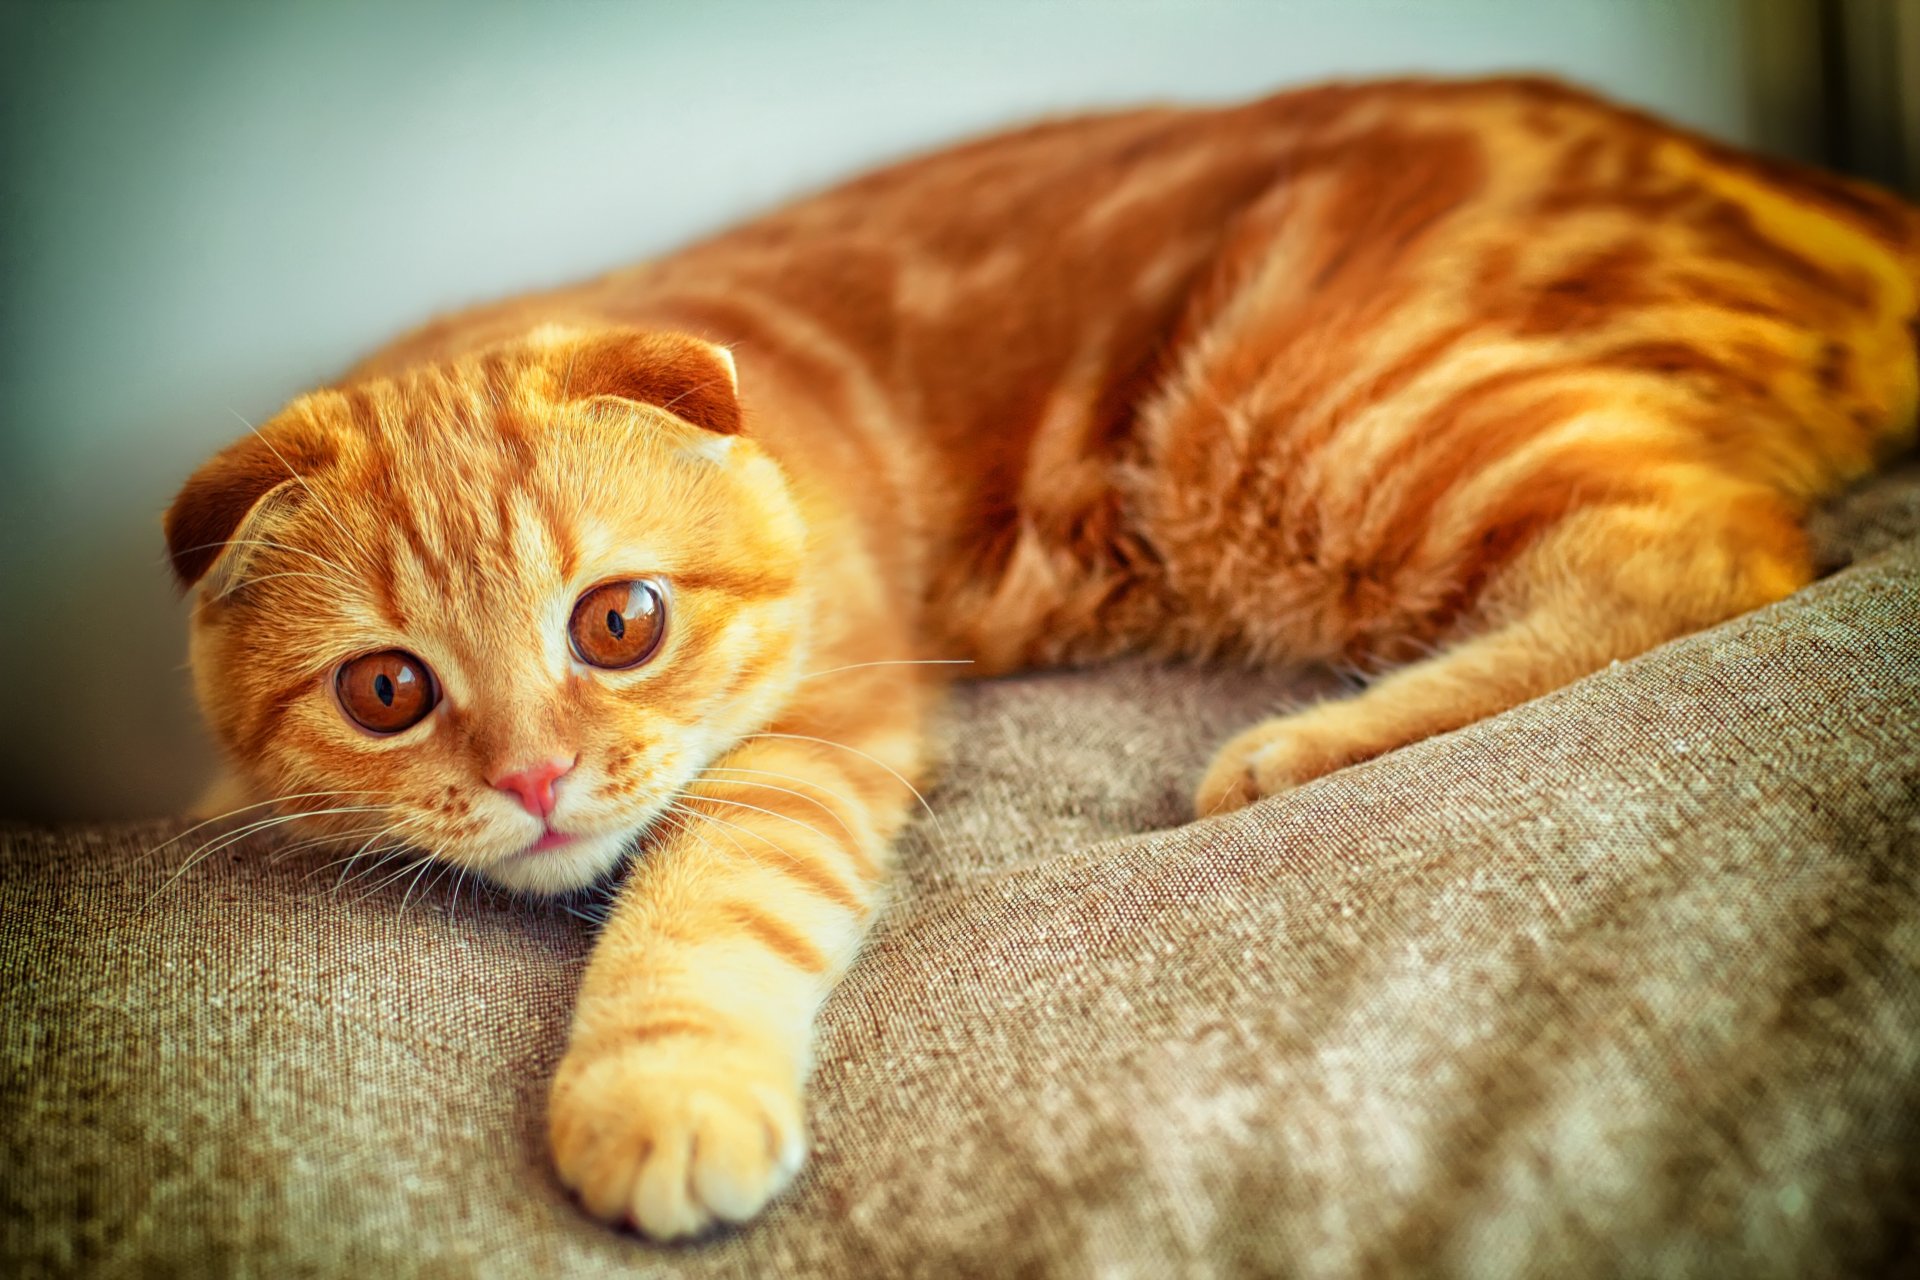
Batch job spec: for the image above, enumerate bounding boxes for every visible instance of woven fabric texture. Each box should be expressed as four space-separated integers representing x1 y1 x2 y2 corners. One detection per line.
5 469 1919 1278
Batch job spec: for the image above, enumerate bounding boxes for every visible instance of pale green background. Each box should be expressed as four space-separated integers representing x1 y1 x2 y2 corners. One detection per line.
0 1 1786 818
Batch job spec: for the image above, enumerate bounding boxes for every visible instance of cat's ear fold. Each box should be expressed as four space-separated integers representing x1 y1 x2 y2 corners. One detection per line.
541 328 743 436
164 421 337 593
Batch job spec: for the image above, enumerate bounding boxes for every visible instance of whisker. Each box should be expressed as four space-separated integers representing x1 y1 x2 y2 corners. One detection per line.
318 844 409 894
188 804 391 857
348 846 432 902
660 804 743 869
216 570 357 594
445 863 478 924
326 816 433 895
297 816 410 870
300 839 398 881
144 804 392 907
230 408 360 549
654 372 735 418
140 790 386 863
667 801 806 871
556 899 609 926
694 766 865 842
397 855 444 915
431 860 465 912
171 803 390 869
305 814 432 890
645 805 702 861
166 536 356 582
266 824 392 864
170 808 393 886
396 842 477 917
656 807 771 893
681 790 841 849
304 846 394 885
333 851 414 903
745 732 935 820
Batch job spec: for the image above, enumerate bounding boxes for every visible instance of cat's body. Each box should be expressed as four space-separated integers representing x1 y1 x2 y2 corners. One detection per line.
167 78 1919 1237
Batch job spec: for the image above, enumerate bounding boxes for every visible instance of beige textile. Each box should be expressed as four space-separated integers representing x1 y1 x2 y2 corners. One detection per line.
5 467 1919 1278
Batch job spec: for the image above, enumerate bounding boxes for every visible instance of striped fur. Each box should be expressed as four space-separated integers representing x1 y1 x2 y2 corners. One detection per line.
165 77 1920 1237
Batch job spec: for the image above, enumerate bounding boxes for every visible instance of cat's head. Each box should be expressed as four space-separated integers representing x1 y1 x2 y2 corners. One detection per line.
165 327 808 894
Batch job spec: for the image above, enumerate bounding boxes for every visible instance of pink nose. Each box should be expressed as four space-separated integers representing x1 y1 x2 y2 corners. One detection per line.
490 757 575 818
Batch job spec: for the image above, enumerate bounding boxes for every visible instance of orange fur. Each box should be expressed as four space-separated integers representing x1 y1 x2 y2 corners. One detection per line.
165 77 1920 1237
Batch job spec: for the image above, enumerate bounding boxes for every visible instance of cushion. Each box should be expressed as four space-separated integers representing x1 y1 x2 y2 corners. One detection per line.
5 465 1918 1277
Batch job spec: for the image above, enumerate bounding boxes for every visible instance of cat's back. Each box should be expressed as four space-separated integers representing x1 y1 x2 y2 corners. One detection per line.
350 77 1920 671
602 75 1917 476
368 75 1918 446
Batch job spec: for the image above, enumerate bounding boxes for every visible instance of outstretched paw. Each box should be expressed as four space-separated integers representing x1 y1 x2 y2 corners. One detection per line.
1194 717 1361 818
549 1040 807 1239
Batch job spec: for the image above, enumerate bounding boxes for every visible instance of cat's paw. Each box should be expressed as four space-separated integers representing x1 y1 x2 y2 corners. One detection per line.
548 1040 807 1239
1195 718 1354 818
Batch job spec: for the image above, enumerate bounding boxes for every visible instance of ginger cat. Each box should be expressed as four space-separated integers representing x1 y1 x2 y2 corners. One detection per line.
164 77 1919 1237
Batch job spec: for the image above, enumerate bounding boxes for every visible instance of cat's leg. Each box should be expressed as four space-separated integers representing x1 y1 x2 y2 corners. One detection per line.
1195 494 1813 816
546 693 925 1238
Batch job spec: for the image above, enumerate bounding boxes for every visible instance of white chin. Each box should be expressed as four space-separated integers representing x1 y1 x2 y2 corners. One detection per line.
481 829 634 895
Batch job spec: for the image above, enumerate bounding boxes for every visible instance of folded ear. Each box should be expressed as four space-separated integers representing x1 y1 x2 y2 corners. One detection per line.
164 422 338 592
539 327 743 436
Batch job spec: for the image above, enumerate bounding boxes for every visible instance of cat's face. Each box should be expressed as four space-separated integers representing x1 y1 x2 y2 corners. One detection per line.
167 329 808 894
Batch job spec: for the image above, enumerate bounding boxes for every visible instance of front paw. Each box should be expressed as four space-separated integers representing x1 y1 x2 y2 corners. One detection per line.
548 1039 807 1239
1195 718 1353 818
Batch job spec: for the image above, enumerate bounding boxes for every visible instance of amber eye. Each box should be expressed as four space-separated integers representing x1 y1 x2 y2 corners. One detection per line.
335 650 437 734
569 578 667 669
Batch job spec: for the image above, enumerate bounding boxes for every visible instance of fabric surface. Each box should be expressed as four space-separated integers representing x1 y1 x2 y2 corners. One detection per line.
5 468 1919 1279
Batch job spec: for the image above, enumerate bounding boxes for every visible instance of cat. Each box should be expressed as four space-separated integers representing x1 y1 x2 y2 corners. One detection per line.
164 76 1919 1238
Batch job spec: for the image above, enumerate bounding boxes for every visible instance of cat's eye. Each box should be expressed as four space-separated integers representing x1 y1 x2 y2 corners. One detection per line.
335 650 437 734
570 578 667 670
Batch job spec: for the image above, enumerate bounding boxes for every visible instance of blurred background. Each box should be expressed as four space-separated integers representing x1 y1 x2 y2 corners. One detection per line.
2 0 1915 820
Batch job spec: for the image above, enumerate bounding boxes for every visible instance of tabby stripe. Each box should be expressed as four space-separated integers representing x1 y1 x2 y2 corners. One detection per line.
1364 377 1590 568
1321 320 1488 432
739 742 914 865
245 671 319 757
683 805 866 912
534 485 582 584
700 770 864 845
371 551 413 633
383 480 449 581
1596 340 1776 405
1691 201 1875 313
1437 439 1680 607
1669 271 1794 322
629 1017 722 1044
692 787 854 849
715 649 787 704
722 900 829 973
674 562 798 600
